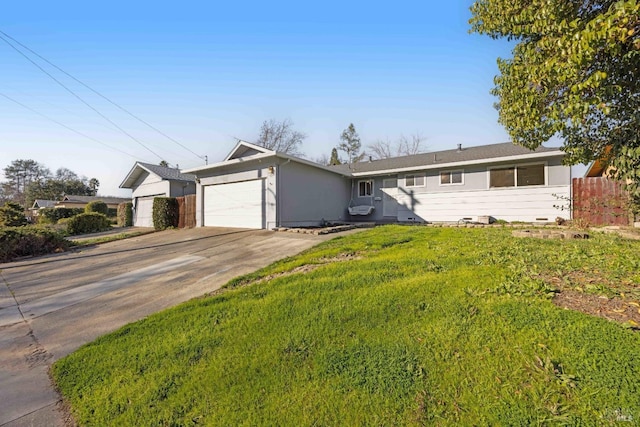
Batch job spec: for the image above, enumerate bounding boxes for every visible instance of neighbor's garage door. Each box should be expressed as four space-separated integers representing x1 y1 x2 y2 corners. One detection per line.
135 196 156 227
203 180 264 228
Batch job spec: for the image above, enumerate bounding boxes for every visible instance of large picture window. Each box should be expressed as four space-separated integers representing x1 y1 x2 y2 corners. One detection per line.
490 164 545 188
358 180 373 196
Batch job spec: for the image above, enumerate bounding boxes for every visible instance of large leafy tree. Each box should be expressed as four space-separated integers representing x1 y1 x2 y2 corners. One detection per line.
470 0 640 199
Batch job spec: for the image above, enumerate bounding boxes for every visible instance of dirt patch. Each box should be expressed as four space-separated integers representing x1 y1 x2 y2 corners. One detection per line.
553 290 640 329
253 253 363 285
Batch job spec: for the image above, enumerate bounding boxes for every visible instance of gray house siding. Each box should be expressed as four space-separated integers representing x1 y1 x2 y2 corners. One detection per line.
348 155 570 223
278 160 350 227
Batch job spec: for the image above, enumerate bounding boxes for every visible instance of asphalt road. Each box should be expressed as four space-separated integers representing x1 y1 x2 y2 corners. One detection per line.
0 227 336 426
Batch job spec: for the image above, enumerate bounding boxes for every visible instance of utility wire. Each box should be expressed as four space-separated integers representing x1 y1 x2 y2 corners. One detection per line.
0 32 164 162
0 30 206 162
0 92 143 161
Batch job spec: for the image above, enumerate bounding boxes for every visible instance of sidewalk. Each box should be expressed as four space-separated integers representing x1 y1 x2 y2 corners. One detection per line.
68 226 155 243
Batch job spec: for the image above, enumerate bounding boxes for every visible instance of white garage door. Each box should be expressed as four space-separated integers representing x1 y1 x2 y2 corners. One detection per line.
203 180 264 228
134 196 156 228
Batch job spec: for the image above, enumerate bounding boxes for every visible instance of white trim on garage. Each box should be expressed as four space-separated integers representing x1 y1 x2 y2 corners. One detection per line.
203 179 265 228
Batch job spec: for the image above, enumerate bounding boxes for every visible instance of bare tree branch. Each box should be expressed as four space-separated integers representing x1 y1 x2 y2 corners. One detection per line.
367 133 427 159
255 118 306 156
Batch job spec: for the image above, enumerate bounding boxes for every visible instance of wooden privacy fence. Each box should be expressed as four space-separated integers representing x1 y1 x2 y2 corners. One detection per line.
572 177 630 226
176 194 196 228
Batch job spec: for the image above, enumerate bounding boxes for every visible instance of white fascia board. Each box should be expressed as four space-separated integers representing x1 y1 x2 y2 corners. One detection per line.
119 162 147 188
223 140 274 161
184 152 277 174
350 151 565 177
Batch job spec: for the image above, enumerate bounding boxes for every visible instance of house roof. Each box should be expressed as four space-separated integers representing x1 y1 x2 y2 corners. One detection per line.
120 162 197 189
61 195 131 205
184 141 349 176
31 199 57 209
329 142 564 176
224 140 273 161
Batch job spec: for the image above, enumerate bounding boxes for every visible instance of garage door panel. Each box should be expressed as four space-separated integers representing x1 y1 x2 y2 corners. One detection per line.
134 197 156 228
203 180 264 229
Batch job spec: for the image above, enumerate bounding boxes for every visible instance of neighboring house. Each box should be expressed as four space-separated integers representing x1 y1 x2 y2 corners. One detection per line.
56 195 131 210
30 199 57 217
185 141 572 229
119 162 197 227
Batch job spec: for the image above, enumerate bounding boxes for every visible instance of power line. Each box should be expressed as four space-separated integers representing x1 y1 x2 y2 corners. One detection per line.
0 30 206 162
0 92 143 161
0 32 164 162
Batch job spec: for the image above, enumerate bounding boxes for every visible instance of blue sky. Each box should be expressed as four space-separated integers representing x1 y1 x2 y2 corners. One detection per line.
1 1 526 197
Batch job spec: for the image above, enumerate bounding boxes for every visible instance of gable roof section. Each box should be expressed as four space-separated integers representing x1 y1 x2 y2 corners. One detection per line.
330 142 564 176
120 162 196 189
31 199 57 209
224 140 274 161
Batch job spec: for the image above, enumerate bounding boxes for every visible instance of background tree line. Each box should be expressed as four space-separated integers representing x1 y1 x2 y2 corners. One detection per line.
253 118 426 166
0 159 99 208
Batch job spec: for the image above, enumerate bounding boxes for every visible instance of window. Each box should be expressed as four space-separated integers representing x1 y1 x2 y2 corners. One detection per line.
358 180 373 196
405 174 425 187
490 164 545 188
517 164 545 186
440 170 463 185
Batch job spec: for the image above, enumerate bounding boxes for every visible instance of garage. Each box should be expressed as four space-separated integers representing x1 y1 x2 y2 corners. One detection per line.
134 196 157 227
203 179 265 228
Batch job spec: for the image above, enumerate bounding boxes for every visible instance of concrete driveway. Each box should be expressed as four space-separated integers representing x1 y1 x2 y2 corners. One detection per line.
0 227 336 426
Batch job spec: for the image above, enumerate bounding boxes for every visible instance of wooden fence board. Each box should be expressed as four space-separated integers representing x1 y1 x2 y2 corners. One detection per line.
572 177 629 226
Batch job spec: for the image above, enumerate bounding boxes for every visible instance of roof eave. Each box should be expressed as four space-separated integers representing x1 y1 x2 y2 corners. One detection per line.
350 150 565 177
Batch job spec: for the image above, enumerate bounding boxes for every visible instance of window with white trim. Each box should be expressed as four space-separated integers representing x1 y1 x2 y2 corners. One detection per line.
405 174 425 187
440 170 463 185
358 180 373 196
490 164 545 188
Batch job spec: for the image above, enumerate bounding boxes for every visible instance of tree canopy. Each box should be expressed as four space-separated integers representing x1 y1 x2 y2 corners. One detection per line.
338 123 364 165
255 118 306 155
470 0 640 199
1 159 99 207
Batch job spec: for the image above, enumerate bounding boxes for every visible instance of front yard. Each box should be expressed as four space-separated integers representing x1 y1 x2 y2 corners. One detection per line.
52 226 640 425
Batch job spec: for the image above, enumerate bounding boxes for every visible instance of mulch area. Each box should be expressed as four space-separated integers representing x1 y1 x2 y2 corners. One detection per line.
541 270 640 329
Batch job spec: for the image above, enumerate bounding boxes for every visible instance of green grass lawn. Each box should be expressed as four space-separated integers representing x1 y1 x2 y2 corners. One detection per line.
52 226 640 426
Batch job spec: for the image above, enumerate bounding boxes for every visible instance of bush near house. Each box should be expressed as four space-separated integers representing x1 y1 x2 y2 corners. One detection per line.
117 202 133 227
84 200 109 216
66 213 112 235
38 208 84 224
152 197 178 230
0 202 27 227
0 226 69 262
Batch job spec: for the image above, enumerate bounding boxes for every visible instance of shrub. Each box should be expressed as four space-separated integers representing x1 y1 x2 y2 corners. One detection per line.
85 201 109 215
0 226 70 262
0 202 27 227
66 213 112 235
107 208 117 218
152 197 178 230
117 202 133 227
39 207 84 224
